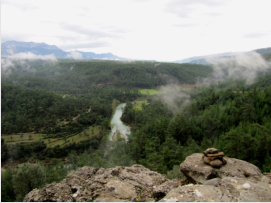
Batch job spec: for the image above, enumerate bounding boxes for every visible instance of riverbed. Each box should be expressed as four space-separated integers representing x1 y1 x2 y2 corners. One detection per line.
108 103 130 141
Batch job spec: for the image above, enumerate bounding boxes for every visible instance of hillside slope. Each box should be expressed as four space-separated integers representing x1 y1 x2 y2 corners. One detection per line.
1 60 213 91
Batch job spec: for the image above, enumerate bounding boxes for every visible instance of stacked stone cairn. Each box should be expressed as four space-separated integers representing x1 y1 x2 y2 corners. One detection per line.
202 148 227 168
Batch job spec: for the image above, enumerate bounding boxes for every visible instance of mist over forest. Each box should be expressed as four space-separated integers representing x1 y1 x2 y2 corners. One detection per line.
1 42 271 201
2 0 271 200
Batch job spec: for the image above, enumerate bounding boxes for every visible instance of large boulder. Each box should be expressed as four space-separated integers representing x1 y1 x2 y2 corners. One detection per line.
23 165 179 202
160 177 271 202
180 153 262 184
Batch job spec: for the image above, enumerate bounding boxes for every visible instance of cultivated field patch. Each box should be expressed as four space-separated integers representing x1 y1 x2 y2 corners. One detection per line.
139 89 161 95
133 100 149 111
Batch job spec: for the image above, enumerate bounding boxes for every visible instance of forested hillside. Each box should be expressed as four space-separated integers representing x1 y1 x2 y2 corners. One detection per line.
2 58 271 201
1 83 141 134
2 60 212 91
120 77 271 174
1 60 212 134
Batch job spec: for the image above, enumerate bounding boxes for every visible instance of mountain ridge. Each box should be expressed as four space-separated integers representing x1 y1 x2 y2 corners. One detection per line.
2 40 271 63
175 47 271 65
1 41 127 60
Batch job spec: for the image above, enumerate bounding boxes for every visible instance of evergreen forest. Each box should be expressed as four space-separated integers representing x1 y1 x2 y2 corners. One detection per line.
1 58 271 201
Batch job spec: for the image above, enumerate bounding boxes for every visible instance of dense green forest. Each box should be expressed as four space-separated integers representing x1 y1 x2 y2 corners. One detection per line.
2 58 271 201
1 83 140 134
120 79 271 174
1 60 212 134
1 59 212 91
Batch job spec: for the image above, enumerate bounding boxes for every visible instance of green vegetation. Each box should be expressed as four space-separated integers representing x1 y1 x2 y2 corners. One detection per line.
133 101 150 111
1 58 271 201
12 163 46 201
1 60 213 92
166 165 185 180
1 168 15 202
119 79 271 174
2 133 44 145
139 89 161 95
112 99 120 112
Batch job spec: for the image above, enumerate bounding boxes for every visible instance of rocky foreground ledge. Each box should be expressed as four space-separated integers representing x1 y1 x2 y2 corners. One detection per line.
24 154 271 202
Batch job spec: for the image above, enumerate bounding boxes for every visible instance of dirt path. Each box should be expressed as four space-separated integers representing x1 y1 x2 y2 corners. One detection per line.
60 106 91 125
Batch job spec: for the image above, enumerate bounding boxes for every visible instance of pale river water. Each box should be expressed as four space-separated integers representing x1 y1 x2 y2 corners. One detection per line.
108 103 130 141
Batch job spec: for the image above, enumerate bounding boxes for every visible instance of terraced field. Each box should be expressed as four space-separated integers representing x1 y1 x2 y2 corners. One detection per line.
1 125 102 148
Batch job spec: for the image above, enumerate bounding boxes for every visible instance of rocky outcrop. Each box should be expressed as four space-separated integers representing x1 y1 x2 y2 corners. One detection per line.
174 152 271 202
160 177 271 202
180 153 262 184
23 165 179 202
24 154 271 202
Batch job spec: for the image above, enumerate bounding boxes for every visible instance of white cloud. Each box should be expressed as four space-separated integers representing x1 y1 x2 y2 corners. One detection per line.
205 52 271 85
1 58 15 71
158 84 191 114
1 52 57 74
8 52 57 61
67 51 83 59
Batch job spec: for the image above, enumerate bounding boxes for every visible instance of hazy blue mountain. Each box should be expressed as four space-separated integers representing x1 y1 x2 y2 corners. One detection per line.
2 41 270 62
1 41 67 58
75 51 127 60
1 41 127 60
175 48 271 65
253 47 271 55
174 52 242 64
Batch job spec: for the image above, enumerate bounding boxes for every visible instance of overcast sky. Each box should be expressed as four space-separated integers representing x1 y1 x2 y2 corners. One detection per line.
1 0 271 61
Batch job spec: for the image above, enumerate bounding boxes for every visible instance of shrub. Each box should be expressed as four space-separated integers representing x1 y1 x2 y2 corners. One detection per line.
166 165 185 180
12 162 46 201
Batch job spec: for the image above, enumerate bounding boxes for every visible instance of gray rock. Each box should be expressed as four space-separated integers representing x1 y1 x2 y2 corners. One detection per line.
261 175 270 184
159 185 223 202
210 159 223 168
23 156 271 202
23 165 178 202
203 178 221 187
203 148 218 155
153 179 179 201
206 152 224 160
221 177 271 202
203 156 211 164
180 153 262 184
160 177 271 202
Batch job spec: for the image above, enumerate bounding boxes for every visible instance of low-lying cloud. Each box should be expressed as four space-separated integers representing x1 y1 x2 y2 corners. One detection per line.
67 51 83 59
158 85 191 114
204 52 271 85
1 52 57 74
159 52 271 114
8 52 57 61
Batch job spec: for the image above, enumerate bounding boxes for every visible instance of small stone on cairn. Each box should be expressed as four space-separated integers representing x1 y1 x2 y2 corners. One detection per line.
202 148 227 168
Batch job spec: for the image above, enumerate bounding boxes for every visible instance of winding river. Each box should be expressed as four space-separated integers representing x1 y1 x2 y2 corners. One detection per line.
108 103 130 141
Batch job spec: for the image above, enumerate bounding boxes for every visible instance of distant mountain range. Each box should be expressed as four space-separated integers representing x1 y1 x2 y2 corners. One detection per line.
1 41 271 64
1 41 127 60
175 47 271 65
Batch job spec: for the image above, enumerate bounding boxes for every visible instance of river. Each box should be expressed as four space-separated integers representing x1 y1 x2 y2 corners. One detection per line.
108 103 130 141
